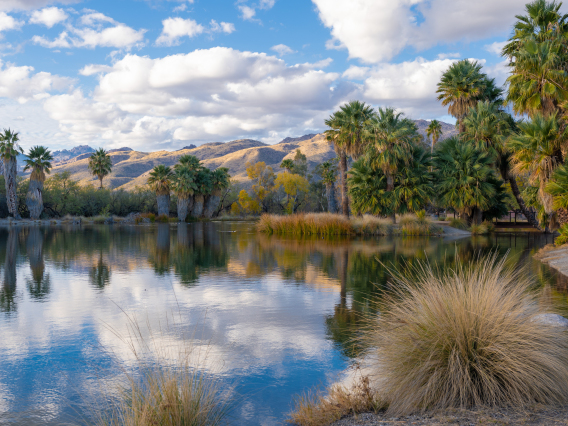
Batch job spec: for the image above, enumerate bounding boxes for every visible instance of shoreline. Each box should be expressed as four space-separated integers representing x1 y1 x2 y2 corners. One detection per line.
534 244 568 277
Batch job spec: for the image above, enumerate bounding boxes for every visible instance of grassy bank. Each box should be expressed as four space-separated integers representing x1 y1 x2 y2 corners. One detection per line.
257 212 442 236
289 254 568 425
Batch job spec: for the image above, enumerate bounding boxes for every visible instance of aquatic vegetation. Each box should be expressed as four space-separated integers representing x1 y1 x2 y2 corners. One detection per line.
363 254 568 415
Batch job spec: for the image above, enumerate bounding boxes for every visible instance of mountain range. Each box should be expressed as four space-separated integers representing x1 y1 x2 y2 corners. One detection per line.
33 120 457 190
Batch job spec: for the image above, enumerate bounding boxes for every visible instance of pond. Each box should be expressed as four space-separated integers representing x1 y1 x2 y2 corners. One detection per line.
0 222 562 425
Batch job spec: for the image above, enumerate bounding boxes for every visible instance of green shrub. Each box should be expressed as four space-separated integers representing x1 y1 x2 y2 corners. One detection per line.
556 224 568 246
449 218 468 230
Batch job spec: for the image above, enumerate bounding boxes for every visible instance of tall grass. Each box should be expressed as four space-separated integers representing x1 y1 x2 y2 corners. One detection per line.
449 217 468 230
351 215 394 236
363 254 568 415
92 313 232 426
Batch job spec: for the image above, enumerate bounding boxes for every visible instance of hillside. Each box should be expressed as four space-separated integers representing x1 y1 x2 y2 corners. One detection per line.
42 120 454 190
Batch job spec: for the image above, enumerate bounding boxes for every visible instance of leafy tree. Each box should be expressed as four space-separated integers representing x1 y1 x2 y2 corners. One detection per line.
436 60 501 132
324 100 375 216
24 146 53 219
434 136 501 224
0 129 23 218
508 113 567 230
88 148 112 189
236 189 261 214
148 165 173 217
292 149 308 177
245 161 275 212
274 172 310 214
426 120 443 154
171 166 197 221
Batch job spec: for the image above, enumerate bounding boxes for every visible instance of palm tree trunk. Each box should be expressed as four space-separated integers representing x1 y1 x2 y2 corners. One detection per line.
156 193 170 217
339 151 349 217
203 190 221 218
192 194 205 217
458 117 465 134
99 176 104 189
26 179 44 220
508 176 542 231
326 182 338 213
4 158 19 219
177 195 190 222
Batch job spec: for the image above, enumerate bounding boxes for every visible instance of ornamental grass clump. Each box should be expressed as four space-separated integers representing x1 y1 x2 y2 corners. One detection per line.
449 217 468 230
351 215 394 235
363 254 568 415
257 213 353 235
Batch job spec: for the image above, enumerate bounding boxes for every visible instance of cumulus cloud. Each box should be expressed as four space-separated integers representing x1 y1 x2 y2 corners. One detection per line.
238 0 276 21
156 17 235 46
312 0 526 63
0 12 23 32
0 0 77 12
44 47 354 148
0 60 71 103
32 11 145 49
271 44 295 56
209 20 235 34
239 5 256 21
29 7 68 28
485 40 507 56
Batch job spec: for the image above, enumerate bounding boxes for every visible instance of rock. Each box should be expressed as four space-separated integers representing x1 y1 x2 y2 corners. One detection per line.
534 313 568 328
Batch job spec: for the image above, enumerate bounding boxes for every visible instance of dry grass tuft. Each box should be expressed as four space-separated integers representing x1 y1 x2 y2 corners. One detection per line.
288 375 384 426
351 215 395 236
257 213 353 235
469 223 488 235
93 313 232 426
363 254 568 416
449 218 468 230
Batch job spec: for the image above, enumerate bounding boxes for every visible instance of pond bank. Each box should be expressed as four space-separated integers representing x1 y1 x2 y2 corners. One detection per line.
535 244 568 277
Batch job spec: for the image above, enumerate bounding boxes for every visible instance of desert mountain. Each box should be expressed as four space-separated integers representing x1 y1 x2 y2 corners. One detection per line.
41 120 455 190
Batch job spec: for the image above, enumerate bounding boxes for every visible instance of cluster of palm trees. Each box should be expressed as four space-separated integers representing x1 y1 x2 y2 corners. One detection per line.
326 0 568 233
147 155 230 221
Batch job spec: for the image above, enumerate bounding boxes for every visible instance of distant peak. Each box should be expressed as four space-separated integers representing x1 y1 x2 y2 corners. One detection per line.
278 134 319 144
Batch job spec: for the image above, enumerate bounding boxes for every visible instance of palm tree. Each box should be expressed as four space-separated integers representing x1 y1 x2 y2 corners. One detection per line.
324 100 375 217
172 166 197 222
546 164 568 210
148 165 173 217
88 148 112 189
462 101 542 230
178 154 201 170
426 120 443 154
436 60 501 133
203 168 230 218
506 38 568 118
508 113 567 231
280 159 294 173
0 129 23 219
348 158 389 216
434 136 499 224
191 168 213 218
24 146 53 220
319 160 338 213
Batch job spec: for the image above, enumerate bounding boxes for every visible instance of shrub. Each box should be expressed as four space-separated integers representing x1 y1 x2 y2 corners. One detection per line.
556 224 568 246
469 223 488 235
156 214 170 223
449 217 468 230
483 220 496 233
362 254 568 415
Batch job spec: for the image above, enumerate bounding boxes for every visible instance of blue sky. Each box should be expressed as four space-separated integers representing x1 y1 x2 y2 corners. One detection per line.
0 0 530 151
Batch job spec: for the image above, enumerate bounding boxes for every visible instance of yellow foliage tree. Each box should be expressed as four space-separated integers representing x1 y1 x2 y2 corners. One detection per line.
237 189 261 214
274 172 309 214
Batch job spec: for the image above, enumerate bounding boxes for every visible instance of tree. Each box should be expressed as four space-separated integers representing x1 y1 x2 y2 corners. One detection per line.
280 159 294 173
436 60 501 132
546 164 568 210
508 113 567 231
0 129 23 218
426 120 443 154
171 166 197 222
88 148 112 189
325 100 375 216
178 154 201 170
203 168 230 218
191 167 213 217
462 101 542 230
434 136 500 224
245 161 275 212
148 165 173 217
292 149 308 177
24 146 53 220
274 172 310 214
316 159 339 213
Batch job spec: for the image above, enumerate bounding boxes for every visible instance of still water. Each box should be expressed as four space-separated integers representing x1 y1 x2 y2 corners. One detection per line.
0 222 561 425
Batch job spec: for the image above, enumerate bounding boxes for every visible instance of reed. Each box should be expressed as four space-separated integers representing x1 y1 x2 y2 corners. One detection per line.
363 254 568 415
351 215 395 236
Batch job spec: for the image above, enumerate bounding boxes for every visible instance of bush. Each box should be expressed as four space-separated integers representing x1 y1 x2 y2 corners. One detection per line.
483 220 496 233
363 254 568 415
556 224 568 246
449 217 468 230
156 214 170 223
469 223 488 235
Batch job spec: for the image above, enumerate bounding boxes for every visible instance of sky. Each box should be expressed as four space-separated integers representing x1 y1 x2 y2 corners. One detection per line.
0 0 530 151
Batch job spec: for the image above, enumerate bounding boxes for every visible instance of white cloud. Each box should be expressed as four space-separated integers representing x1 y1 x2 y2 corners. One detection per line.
209 20 235 34
485 40 507 56
29 7 68 28
342 65 370 80
312 0 526 63
173 4 187 12
32 11 145 49
0 12 23 32
437 52 460 60
271 44 295 56
44 47 354 148
239 5 256 21
0 60 71 103
0 0 77 12
156 17 204 46
79 64 114 76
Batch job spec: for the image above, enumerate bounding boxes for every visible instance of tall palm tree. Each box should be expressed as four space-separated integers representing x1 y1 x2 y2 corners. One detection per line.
280 159 294 173
508 113 567 231
172 166 197 222
324 100 374 217
191 167 213 218
434 136 499 224
506 38 568 118
24 146 53 220
178 154 201 170
203 168 230 218
426 120 443 154
88 148 112 189
148 165 173 217
0 129 23 219
436 60 501 133
461 102 541 230
319 160 338 213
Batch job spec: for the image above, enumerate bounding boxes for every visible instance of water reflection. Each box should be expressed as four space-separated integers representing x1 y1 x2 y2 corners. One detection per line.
0 223 562 425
